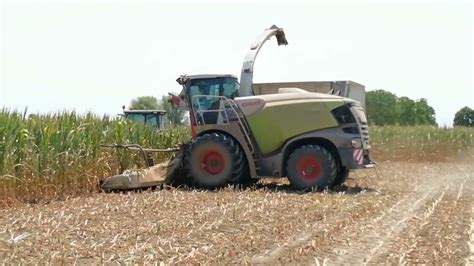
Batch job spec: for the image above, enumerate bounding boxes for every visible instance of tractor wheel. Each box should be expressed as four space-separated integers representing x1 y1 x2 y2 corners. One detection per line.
185 133 244 188
333 167 350 187
164 146 192 187
286 145 337 190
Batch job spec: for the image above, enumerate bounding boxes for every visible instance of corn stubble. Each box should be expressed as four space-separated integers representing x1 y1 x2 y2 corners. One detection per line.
1 162 471 264
0 110 474 263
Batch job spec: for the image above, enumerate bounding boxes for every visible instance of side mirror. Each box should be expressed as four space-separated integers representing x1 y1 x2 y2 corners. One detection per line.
168 94 181 107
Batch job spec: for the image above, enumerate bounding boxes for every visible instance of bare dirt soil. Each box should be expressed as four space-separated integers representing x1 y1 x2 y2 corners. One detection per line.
1 162 473 264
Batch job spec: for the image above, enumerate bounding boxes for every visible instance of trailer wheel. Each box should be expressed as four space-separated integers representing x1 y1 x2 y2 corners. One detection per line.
185 133 244 188
286 145 337 190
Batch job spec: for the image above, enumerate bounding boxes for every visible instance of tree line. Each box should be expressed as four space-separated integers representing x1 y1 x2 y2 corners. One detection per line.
366 90 437 126
367 90 473 127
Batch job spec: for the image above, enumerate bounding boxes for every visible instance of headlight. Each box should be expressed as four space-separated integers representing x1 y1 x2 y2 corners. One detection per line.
351 138 362 149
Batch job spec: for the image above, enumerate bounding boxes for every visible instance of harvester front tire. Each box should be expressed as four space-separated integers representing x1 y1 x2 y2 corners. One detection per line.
333 167 350 187
286 145 337 191
185 133 244 188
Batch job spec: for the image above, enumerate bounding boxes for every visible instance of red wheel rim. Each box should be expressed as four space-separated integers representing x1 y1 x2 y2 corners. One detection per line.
202 151 225 175
296 156 322 181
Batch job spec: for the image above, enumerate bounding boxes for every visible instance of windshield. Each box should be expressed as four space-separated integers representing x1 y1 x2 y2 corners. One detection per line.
188 77 240 113
126 113 160 128
188 77 239 99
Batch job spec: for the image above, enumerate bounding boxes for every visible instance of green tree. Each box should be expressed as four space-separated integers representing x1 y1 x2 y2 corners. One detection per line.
398 97 417 126
453 106 474 127
415 98 437 126
129 96 160 110
366 90 437 126
366 90 399 125
158 95 186 126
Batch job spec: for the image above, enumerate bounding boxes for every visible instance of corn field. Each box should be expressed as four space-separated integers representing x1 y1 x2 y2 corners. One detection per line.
0 109 473 204
369 125 474 162
0 109 190 204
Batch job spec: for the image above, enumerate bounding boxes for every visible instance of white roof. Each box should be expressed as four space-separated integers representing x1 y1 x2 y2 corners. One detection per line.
187 74 238 80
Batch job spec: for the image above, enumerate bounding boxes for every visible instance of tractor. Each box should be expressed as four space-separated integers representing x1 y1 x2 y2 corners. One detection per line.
120 106 169 130
100 25 375 191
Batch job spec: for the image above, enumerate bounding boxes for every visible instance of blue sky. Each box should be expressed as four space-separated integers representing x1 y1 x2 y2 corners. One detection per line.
1 0 472 126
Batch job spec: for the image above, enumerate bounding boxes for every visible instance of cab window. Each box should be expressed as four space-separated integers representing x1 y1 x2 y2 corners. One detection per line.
188 77 239 100
188 77 239 124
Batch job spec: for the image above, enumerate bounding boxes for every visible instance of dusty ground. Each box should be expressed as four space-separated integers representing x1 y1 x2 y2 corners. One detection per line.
0 162 473 264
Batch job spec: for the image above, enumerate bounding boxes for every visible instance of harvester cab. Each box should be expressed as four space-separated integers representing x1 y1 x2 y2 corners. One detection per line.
100 25 376 191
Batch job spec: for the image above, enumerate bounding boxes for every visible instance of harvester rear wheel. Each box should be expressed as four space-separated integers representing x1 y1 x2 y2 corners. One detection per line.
185 133 244 188
286 145 337 190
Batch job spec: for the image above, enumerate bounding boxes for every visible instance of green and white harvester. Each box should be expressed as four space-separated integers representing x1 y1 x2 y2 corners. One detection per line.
100 25 375 191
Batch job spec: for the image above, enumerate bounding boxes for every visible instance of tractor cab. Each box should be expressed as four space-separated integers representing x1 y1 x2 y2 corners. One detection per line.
121 107 169 130
178 74 241 126
187 75 239 96
186 75 239 106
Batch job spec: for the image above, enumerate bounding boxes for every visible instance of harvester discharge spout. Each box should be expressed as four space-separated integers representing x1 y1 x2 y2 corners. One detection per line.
239 25 288 97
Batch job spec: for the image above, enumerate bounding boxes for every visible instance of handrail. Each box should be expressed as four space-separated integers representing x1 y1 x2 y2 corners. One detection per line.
191 95 254 153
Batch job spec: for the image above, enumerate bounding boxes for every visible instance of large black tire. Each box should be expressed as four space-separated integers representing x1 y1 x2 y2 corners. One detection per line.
286 145 337 190
185 133 245 188
333 167 350 187
236 162 259 187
